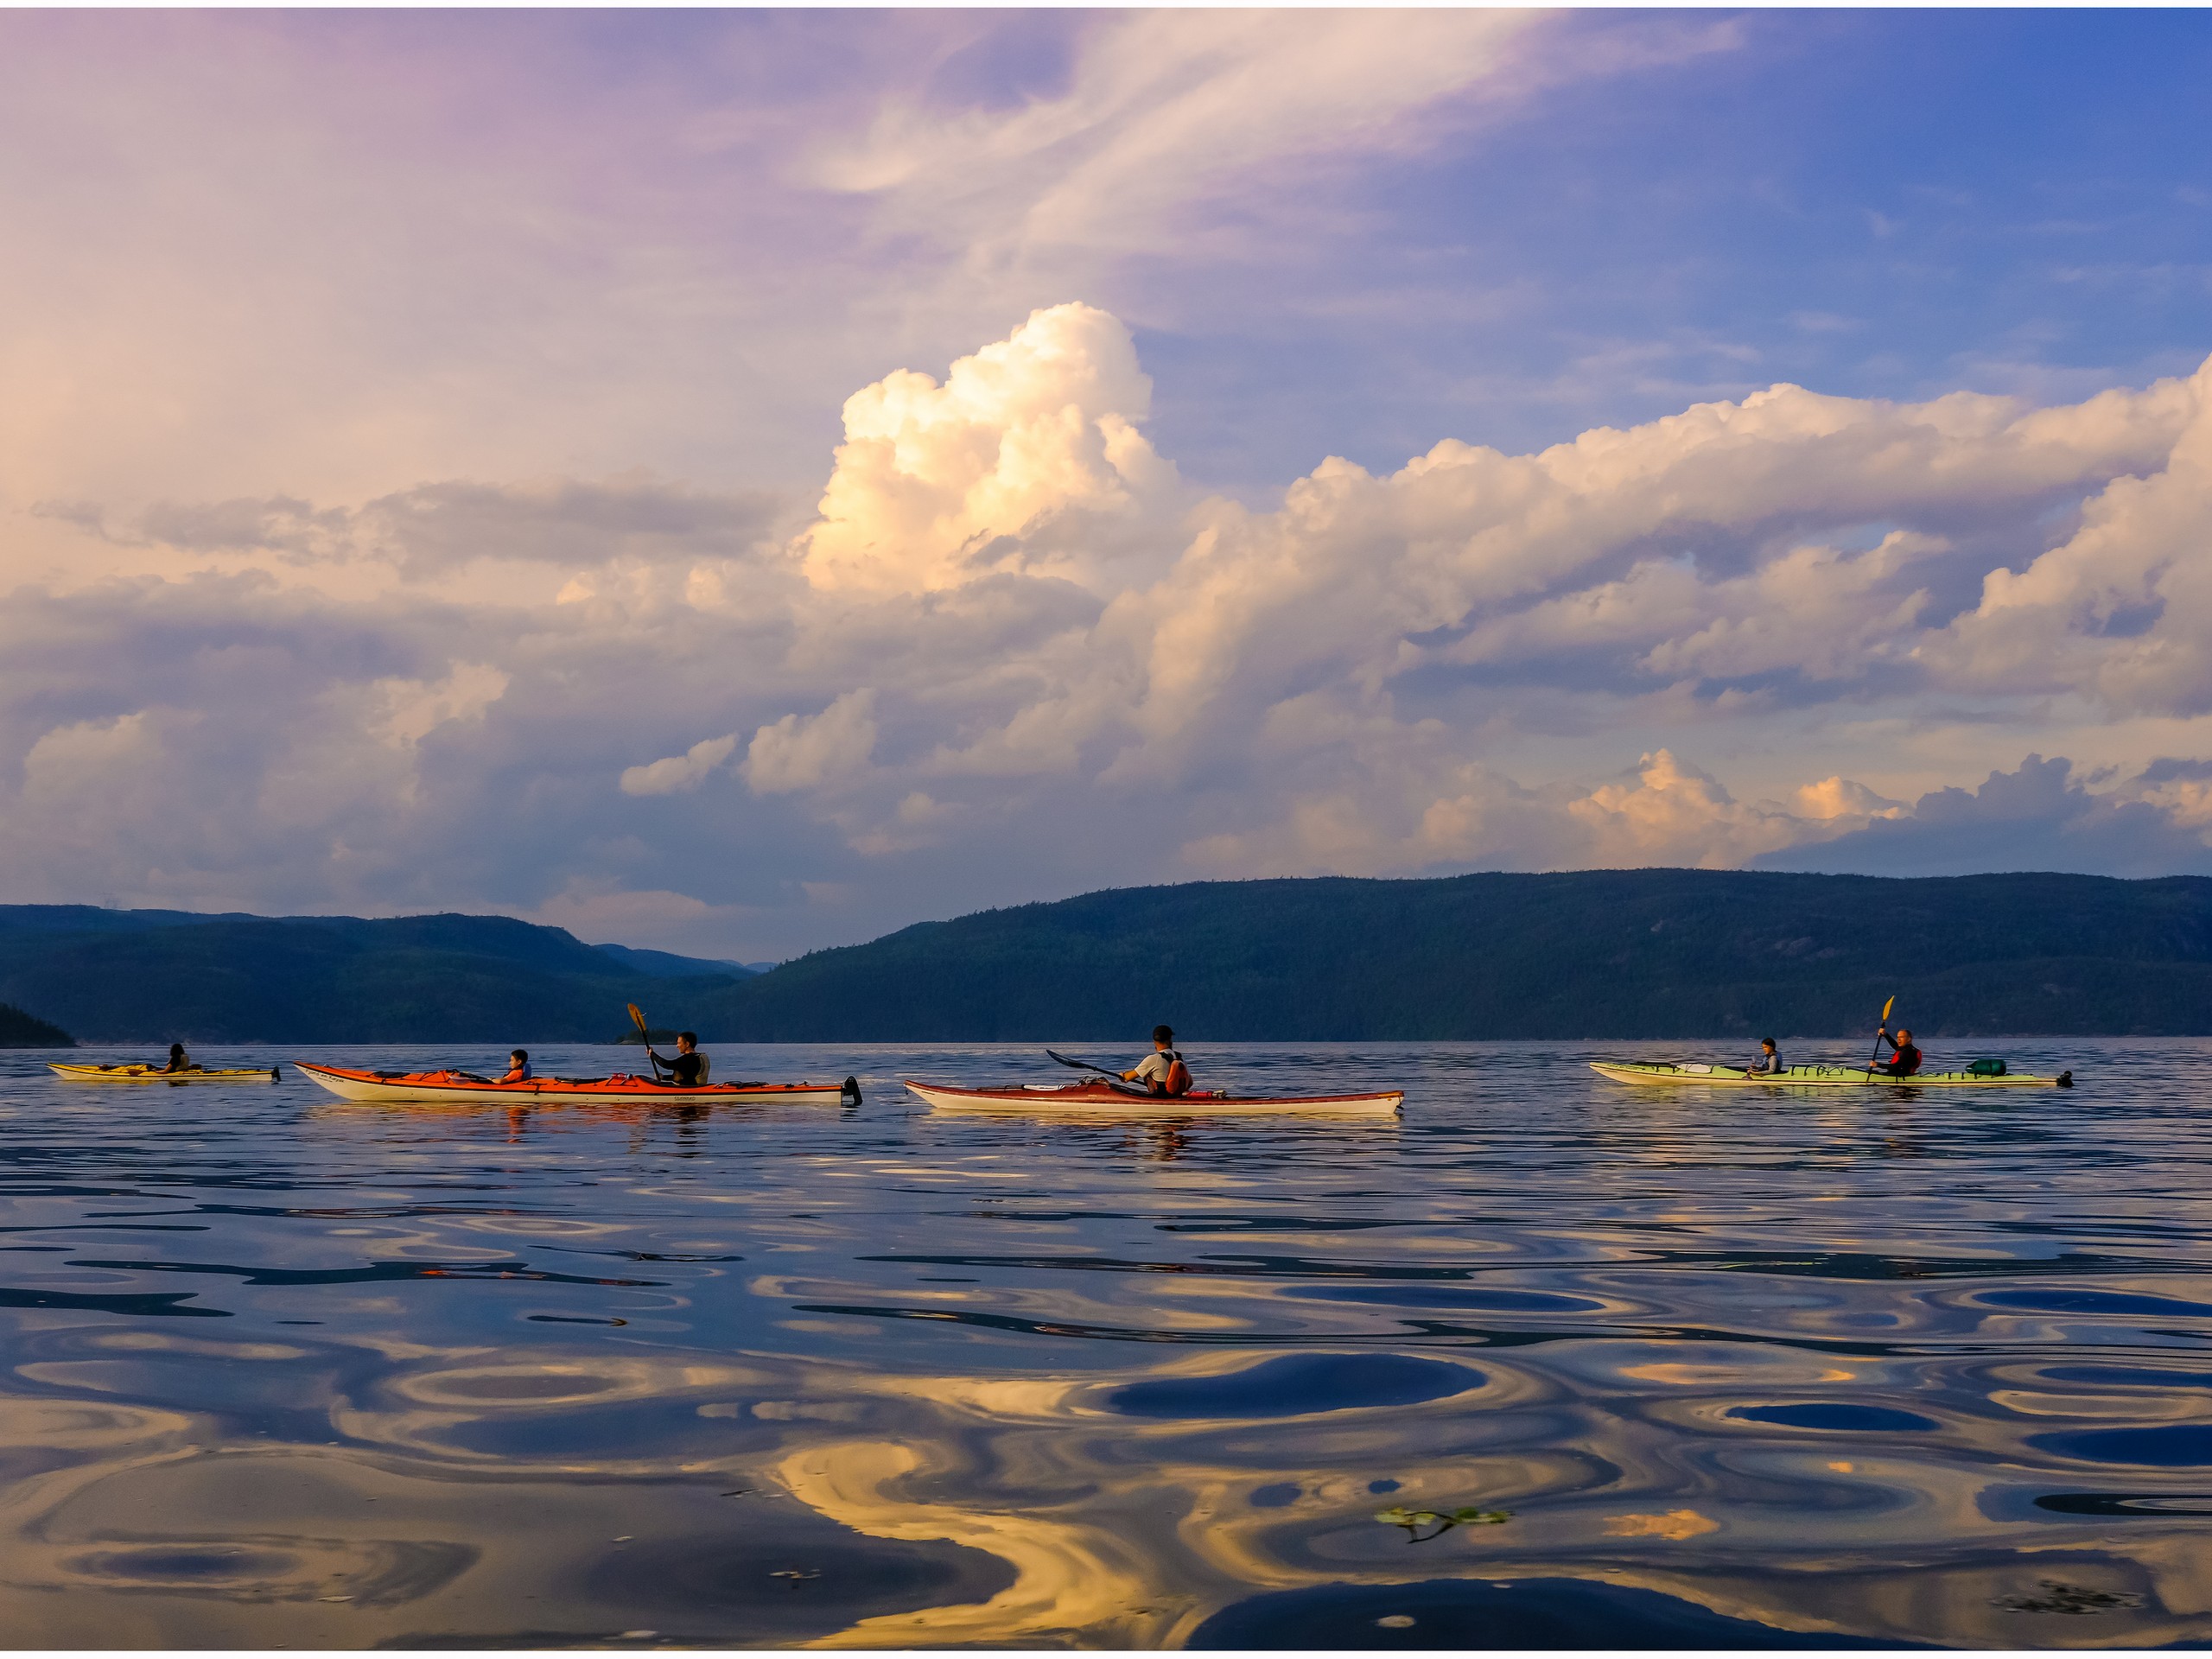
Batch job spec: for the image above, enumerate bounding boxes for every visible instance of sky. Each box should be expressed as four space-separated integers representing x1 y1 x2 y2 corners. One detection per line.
2 8 2211 961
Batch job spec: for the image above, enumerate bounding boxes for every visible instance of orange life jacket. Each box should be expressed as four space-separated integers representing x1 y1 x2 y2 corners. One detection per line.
1162 1052 1192 1096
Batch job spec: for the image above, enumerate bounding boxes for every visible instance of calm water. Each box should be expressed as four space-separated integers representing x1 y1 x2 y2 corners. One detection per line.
3 1038 2211 1647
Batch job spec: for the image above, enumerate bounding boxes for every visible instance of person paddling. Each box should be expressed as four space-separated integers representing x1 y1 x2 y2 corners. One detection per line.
1872 1025 1923 1077
1744 1037 1784 1077
646 1030 709 1087
498 1049 533 1084
158 1042 196 1074
1120 1025 1192 1097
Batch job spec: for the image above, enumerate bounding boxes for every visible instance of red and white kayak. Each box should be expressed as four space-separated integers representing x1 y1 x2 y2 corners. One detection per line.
298 1063 858 1106
904 1078 1403 1116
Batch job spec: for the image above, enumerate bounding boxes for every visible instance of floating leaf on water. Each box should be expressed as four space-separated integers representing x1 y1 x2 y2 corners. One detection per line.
1994 1580 2143 1616
1375 1502 1511 1541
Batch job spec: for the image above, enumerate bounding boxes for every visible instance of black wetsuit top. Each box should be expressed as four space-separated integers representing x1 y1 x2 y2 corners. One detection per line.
666 1051 705 1087
1875 1033 1922 1076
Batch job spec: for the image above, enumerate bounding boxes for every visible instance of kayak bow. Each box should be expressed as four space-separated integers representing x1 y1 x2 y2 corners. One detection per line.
1592 1060 2074 1089
905 1078 1403 1116
298 1063 859 1105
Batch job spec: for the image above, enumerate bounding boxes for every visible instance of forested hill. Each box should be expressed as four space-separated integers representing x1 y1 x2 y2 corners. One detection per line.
0 906 745 1043
698 870 2212 1040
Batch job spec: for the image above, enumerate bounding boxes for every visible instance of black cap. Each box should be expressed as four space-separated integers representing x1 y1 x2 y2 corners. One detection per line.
1152 1024 1174 1044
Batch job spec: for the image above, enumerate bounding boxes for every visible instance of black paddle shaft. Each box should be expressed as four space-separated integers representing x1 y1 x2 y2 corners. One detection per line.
1045 1049 1154 1097
1046 1048 1121 1079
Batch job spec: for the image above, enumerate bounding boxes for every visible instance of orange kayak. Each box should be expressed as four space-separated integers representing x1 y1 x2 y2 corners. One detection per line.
299 1063 858 1105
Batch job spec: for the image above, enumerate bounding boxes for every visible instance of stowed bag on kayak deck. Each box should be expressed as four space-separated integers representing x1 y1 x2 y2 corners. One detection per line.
1968 1058 2007 1076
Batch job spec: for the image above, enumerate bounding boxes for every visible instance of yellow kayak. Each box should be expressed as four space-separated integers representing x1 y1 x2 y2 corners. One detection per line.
1592 1060 2072 1089
50 1063 281 1084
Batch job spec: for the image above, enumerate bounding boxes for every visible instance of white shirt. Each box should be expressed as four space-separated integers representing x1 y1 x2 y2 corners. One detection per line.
1132 1050 1179 1084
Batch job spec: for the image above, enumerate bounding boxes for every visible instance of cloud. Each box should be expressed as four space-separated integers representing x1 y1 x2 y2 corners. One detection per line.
809 11 1728 264
1758 755 2212 878
800 302 1176 594
620 733 739 797
8 304 2212 957
743 690 879 795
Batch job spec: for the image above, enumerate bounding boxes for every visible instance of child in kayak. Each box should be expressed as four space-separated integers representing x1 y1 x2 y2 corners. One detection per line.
1872 1026 1923 1077
1121 1026 1192 1096
1744 1038 1784 1076
499 1050 533 1084
646 1031 709 1087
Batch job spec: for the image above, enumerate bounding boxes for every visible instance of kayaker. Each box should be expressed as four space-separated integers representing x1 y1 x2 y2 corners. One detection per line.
646 1031 709 1087
158 1042 194 1074
1872 1026 1923 1077
499 1050 533 1084
1744 1037 1784 1077
1121 1025 1192 1096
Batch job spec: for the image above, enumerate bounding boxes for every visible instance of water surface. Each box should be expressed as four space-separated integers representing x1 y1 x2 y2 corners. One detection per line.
2 1038 2209 1646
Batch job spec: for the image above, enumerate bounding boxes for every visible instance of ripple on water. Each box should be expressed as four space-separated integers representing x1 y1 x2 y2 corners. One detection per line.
59 1536 477 1605
1972 1287 2212 1318
2027 1423 2212 1466
1281 1284 1607 1313
1726 1403 1942 1433
1104 1354 1483 1420
1188 1576 1916 1649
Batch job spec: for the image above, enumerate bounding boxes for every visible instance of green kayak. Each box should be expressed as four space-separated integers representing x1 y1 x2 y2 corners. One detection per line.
1592 1060 2073 1089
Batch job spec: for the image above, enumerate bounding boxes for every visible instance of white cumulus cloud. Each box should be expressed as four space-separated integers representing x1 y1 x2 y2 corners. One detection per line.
620 733 740 797
800 302 1177 594
743 690 880 795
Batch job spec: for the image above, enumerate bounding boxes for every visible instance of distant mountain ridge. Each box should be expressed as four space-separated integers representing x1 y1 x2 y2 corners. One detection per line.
692 870 2212 1040
0 1000 71 1047
591 942 760 980
0 906 744 1043
8 872 2212 1044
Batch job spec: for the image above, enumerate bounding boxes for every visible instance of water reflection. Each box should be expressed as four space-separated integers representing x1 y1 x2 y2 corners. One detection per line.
3 1039 2212 1643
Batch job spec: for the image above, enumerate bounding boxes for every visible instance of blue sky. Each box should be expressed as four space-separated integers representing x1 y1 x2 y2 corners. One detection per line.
1132 10 2212 489
0 10 2209 958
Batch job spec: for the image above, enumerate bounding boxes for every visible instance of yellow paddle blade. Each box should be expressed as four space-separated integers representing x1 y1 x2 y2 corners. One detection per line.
627 1002 649 1036
1881 995 1896 1021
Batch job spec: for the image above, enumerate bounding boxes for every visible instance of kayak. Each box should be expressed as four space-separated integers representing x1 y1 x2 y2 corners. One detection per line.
50 1062 281 1084
1592 1060 2074 1089
905 1078 1403 1116
298 1063 860 1106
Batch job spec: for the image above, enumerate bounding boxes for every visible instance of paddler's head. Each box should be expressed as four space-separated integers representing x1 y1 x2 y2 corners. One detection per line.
168 1043 185 1059
1152 1024 1173 1051
1760 1038 1777 1053
1896 1028 1912 1044
677 1031 698 1053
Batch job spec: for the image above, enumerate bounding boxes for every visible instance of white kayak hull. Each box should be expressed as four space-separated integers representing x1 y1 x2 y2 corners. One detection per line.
298 1063 855 1105
906 1079 1403 1116
1592 1060 2074 1089
50 1063 280 1084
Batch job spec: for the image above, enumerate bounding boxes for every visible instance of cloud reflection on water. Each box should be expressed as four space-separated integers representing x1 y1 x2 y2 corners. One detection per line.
5 1040 2212 1645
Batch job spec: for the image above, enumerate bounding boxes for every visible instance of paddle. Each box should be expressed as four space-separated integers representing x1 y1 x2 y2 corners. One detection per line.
1045 1048 1152 1097
1865 995 1897 1077
629 1002 667 1079
1046 1048 1122 1080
